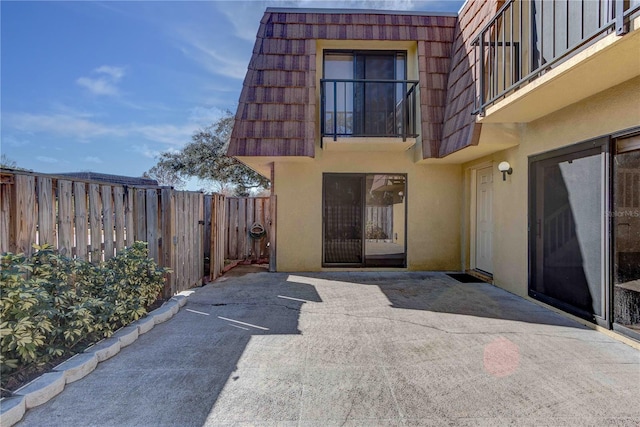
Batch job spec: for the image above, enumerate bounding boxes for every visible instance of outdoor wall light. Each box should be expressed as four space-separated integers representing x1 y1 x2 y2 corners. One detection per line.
498 161 513 181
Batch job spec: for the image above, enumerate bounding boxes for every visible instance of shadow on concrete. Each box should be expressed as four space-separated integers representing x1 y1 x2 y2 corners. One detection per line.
160 271 322 426
18 270 593 427
17 271 321 427
294 271 588 329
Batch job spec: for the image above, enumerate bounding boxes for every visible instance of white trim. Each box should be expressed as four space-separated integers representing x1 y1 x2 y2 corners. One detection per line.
468 161 494 273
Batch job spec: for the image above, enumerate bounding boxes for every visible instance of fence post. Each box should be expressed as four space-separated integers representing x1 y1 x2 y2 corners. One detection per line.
37 176 55 247
134 189 147 243
88 184 102 263
57 180 73 257
124 188 135 247
145 189 159 262
102 185 115 260
209 195 217 281
210 194 226 280
13 174 37 256
197 193 204 286
160 188 175 298
0 172 13 254
269 195 277 272
113 186 125 255
74 182 88 260
203 195 212 277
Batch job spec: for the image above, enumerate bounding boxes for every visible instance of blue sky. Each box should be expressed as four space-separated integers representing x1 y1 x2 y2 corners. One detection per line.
1 0 464 188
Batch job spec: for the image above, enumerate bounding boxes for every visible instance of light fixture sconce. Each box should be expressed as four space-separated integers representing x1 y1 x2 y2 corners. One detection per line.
498 161 513 181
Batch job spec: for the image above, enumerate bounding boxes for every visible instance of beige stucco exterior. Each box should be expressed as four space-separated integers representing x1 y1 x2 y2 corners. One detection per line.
463 76 640 298
274 148 462 271
230 4 640 344
240 35 640 276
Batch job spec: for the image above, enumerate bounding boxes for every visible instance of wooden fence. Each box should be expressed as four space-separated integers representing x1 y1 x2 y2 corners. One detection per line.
0 169 276 295
0 169 214 298
204 193 227 281
365 205 393 240
225 197 271 261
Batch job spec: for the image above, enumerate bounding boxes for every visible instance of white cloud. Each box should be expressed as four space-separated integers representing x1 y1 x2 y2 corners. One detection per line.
175 29 249 80
1 135 30 147
95 65 125 80
216 2 266 43
76 65 126 96
4 112 193 146
132 144 179 159
37 156 58 163
76 77 119 96
188 106 228 127
84 156 103 164
4 112 121 140
132 144 160 159
216 0 431 43
134 123 195 146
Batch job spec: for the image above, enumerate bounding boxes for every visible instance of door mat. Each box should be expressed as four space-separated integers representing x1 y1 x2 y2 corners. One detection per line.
447 273 487 283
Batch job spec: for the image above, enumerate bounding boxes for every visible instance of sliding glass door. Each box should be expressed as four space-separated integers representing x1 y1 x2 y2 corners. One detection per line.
530 141 608 324
613 135 640 338
323 174 364 265
323 173 406 267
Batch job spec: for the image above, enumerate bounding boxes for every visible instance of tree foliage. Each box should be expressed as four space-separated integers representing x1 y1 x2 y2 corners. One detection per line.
148 111 269 196
142 164 186 189
1 155 17 169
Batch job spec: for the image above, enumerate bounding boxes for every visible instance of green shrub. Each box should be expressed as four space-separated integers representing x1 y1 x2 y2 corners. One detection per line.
101 242 168 327
365 222 388 240
0 242 168 388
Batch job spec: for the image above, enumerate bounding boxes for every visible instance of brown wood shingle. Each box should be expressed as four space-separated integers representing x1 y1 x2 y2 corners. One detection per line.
437 0 504 158
228 8 477 159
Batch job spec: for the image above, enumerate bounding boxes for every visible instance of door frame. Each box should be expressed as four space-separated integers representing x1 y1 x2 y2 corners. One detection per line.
322 172 408 268
610 128 640 341
468 161 494 274
322 173 366 267
528 137 610 327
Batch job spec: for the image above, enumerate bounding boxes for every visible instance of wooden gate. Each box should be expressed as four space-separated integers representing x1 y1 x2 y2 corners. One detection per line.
225 197 271 261
204 193 226 281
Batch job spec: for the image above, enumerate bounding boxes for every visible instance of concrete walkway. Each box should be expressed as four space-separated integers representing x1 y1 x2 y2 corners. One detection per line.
16 271 640 426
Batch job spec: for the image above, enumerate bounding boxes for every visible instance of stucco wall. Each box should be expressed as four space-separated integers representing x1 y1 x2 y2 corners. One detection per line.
463 76 640 297
275 148 462 271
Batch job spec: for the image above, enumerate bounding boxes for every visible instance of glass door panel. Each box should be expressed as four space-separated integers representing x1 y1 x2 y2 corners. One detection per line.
357 54 395 136
323 173 407 267
324 53 354 136
613 136 640 336
323 174 364 265
365 175 406 267
532 147 606 321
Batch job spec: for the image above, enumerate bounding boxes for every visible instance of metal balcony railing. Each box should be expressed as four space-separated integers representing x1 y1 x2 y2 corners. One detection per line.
473 0 640 116
320 79 419 142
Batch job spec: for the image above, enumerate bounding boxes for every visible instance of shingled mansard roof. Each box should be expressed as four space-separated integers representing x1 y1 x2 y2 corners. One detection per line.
228 2 503 159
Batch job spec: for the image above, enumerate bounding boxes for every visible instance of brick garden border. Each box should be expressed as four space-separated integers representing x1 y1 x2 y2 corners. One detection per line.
0 291 192 427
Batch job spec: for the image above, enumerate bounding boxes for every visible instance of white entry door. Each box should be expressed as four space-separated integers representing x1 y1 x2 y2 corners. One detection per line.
475 166 494 274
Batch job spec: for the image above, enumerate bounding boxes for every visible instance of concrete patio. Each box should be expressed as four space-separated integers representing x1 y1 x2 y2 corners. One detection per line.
16 270 640 426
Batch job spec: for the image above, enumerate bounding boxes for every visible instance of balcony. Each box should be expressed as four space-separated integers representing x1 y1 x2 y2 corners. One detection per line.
320 79 419 151
473 0 640 122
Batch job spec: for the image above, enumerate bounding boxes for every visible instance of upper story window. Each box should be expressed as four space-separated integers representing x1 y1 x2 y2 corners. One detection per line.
321 50 418 140
324 51 406 81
